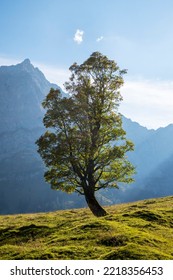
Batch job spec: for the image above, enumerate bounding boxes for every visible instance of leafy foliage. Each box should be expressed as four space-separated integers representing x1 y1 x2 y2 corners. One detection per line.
36 52 135 216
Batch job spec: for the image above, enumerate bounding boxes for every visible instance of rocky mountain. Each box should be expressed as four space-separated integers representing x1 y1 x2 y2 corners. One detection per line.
109 120 173 204
0 60 84 214
0 59 52 132
122 115 155 147
0 59 173 214
129 123 173 178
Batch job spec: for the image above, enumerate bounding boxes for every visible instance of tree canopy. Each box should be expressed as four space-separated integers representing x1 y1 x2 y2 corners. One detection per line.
36 52 135 216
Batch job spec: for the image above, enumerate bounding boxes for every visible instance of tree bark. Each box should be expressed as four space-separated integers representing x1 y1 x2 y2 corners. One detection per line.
83 188 107 217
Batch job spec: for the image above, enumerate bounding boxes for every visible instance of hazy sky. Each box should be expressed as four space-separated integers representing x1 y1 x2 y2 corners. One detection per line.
1 0 173 129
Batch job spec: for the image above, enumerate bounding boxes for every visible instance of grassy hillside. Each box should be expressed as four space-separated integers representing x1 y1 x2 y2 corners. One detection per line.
0 196 173 260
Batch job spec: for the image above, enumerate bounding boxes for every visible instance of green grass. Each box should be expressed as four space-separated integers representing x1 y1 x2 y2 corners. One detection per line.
0 196 173 259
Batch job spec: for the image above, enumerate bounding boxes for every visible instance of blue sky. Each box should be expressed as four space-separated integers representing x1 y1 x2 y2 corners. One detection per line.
1 0 173 129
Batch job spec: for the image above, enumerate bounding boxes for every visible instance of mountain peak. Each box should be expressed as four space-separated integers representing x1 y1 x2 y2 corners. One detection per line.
22 58 31 65
20 58 33 69
15 58 34 73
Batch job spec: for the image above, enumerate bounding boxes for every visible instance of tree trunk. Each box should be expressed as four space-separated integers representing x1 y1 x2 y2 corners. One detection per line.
84 188 107 217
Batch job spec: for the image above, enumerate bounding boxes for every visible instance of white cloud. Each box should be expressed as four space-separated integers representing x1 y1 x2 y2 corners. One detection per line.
73 29 84 44
120 78 173 129
96 36 104 42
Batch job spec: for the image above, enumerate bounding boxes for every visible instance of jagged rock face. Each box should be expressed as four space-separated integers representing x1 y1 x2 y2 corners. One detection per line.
0 59 57 132
0 60 83 214
0 60 55 159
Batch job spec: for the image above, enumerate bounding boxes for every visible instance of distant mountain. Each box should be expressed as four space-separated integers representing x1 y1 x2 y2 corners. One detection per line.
0 59 54 132
122 115 155 147
143 153 173 198
130 123 173 178
0 59 173 214
0 59 84 214
105 120 173 204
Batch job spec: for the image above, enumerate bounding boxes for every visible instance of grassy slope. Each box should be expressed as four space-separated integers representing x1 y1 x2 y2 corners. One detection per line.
0 196 173 260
